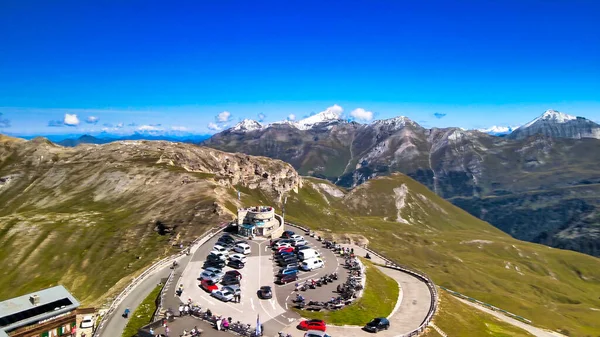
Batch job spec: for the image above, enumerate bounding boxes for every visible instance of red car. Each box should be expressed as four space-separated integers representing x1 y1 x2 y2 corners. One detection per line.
278 247 294 254
278 273 298 284
200 279 218 292
298 319 326 331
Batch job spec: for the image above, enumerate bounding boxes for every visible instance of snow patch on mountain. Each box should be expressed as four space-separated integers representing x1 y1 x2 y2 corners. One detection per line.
371 116 417 131
523 109 577 128
232 119 263 132
478 125 518 135
295 105 344 130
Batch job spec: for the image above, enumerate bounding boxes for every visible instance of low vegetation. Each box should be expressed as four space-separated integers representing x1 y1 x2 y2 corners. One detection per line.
422 291 534 337
297 259 399 326
121 284 162 337
277 176 600 337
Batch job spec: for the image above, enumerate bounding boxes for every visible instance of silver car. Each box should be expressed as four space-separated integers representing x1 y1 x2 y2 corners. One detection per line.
304 331 332 337
211 289 234 302
199 269 225 283
223 285 241 296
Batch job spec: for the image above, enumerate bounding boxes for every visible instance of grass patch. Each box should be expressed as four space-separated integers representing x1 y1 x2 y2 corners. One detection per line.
297 259 399 326
422 291 534 337
121 284 162 337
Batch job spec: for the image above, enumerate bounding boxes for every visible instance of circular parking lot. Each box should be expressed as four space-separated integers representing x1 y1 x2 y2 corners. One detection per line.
177 227 352 336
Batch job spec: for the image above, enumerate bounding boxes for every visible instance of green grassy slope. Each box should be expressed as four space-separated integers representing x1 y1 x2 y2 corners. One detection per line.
423 291 535 337
277 175 600 337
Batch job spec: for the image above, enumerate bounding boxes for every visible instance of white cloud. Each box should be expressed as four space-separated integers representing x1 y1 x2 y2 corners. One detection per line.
287 114 296 121
171 126 189 131
258 113 266 122
326 104 344 116
116 122 124 129
350 108 373 121
138 125 162 131
85 116 99 124
217 111 231 122
207 122 222 131
63 114 80 126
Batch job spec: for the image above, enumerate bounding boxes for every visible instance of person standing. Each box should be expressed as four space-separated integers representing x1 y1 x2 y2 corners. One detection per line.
178 304 184 316
165 325 170 337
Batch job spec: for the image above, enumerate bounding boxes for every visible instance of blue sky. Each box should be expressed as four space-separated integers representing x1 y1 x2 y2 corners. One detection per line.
1 0 599 136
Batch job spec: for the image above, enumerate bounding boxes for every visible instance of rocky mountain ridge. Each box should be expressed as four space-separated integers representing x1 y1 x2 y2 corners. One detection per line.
203 110 600 257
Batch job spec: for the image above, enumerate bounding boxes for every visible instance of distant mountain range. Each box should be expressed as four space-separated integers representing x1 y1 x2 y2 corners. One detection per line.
203 109 600 257
43 133 211 147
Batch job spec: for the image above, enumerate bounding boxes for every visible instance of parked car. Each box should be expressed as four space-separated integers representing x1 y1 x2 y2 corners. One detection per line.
199 269 224 282
304 331 331 337
221 276 240 286
274 242 292 250
203 259 226 269
278 267 299 276
301 258 325 271
278 247 294 254
364 317 390 332
217 236 235 245
293 239 308 246
80 315 94 329
281 261 300 269
298 248 320 261
278 257 299 267
290 234 303 241
200 279 219 292
223 285 241 296
275 251 295 258
229 253 247 263
233 243 251 255
208 251 228 261
278 273 299 284
281 230 295 238
295 245 311 253
225 270 242 280
298 319 326 331
228 259 245 269
211 289 234 302
258 286 272 299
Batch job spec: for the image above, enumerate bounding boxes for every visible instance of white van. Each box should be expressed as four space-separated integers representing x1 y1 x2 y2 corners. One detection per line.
233 243 251 255
298 248 320 261
301 258 324 271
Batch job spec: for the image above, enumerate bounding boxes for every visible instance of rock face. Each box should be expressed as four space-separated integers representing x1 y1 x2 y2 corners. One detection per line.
509 109 600 140
203 112 600 257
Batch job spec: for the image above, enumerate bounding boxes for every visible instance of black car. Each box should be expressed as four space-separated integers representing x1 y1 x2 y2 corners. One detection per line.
278 259 298 267
206 254 222 262
228 259 245 269
364 317 390 332
294 245 311 252
221 276 241 286
218 237 235 245
204 260 226 268
280 230 295 238
277 273 298 284
258 286 272 299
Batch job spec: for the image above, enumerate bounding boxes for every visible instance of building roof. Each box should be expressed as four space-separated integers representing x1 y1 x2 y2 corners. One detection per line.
0 285 80 336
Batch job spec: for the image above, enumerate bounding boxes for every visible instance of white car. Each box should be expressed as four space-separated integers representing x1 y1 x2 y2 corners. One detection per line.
229 253 247 263
204 267 222 274
275 242 292 250
200 269 225 282
304 331 332 337
211 289 234 302
293 239 307 246
290 234 304 241
209 251 228 261
233 243 251 255
213 244 229 254
80 315 94 329
301 258 325 271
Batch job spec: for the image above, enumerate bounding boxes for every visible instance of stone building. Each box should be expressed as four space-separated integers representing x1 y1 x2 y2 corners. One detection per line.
236 206 284 238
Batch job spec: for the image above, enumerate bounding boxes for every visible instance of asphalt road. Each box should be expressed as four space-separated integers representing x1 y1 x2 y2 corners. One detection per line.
98 254 189 337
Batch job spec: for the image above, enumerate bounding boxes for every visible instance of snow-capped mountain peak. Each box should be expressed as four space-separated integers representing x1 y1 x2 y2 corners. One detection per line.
523 109 577 128
370 116 417 130
477 125 518 135
232 119 263 132
295 105 344 130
